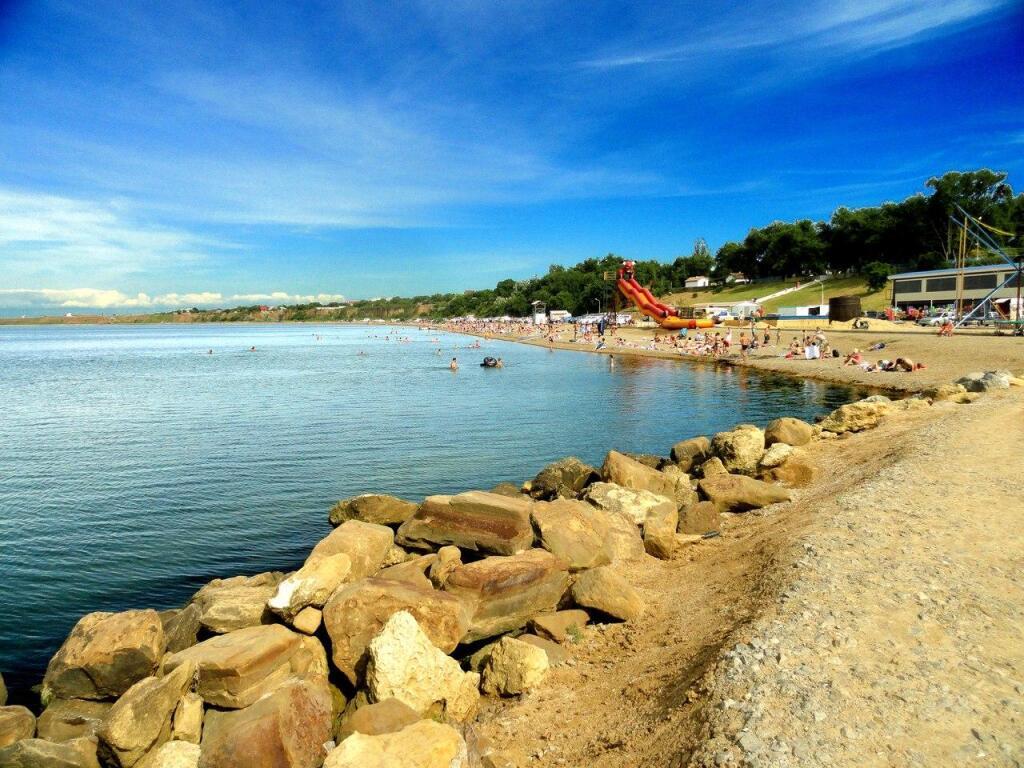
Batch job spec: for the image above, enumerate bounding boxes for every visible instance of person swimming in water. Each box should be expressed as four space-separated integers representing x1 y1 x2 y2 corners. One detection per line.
450 357 458 371
495 358 503 368
249 346 256 352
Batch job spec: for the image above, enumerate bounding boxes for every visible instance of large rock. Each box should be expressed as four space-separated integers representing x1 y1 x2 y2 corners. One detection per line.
199 679 332 768
601 451 690 508
377 555 435 590
98 662 194 767
699 473 791 513
336 698 420 741
758 442 793 469
322 578 468 685
571 567 644 622
307 521 395 580
677 501 719 535
396 492 535 555
596 508 646 562
268 554 352 620
710 425 765 475
763 457 818 488
191 573 285 634
818 398 893 433
528 457 599 500
172 693 203 744
0 736 100 768
323 720 467 768
159 605 201 654
0 673 5 706
516 634 571 667
531 499 610 571
957 370 1012 392
428 547 462 588
142 741 200 768
442 550 569 642
43 610 165 702
764 417 813 447
37 699 112 743
669 436 711 472
329 495 418 528
642 504 679 559
0 706 35 748
162 624 304 709
583 482 673 526
480 637 548 696
528 610 590 643
923 382 970 402
697 457 727 478
365 612 479 722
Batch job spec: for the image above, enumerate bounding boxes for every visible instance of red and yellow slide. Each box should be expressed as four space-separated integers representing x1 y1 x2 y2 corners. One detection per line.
617 262 718 330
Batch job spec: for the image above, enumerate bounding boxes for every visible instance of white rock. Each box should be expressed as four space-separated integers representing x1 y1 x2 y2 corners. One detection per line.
481 636 549 696
759 443 793 469
268 554 352 619
324 720 468 768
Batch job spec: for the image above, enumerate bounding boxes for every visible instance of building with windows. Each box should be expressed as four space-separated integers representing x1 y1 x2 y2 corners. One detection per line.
887 265 1023 310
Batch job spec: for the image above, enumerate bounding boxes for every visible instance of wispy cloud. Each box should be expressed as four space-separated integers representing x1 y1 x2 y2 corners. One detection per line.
0 288 345 310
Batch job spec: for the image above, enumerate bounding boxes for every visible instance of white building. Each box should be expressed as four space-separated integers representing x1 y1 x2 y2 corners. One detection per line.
685 275 710 289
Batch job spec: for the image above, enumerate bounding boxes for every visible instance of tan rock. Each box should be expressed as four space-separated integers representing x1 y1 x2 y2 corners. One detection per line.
396 492 535 555
669 436 711 472
290 607 323 636
528 609 590 643
443 549 569 642
159 604 201 654
322 578 468 685
366 612 479 722
601 451 690 508
531 498 611 571
763 457 818 488
199 679 332 768
582 482 673 526
43 610 165 702
598 508 646 562
191 572 284 634
818 397 893 433
0 736 100 768
764 417 813 447
481 636 548 696
759 442 793 469
172 692 203 744
0 673 5 706
428 546 462 588
323 720 467 768
528 457 599 500
642 504 678 559
329 494 418 528
571 567 644 621
698 457 728 478
0 706 35 748
710 425 765 475
699 473 792 513
336 698 420 741
268 554 352 619
922 383 967 402
98 661 194 767
37 699 112 743
307 520 395 580
139 740 200 768
677 501 719 535
516 635 571 667
488 482 523 498
377 555 435 590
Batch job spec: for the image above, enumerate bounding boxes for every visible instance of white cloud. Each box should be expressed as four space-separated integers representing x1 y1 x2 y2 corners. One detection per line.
0 289 345 310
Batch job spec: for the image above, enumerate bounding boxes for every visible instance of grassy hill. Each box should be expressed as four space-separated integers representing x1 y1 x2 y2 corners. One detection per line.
660 276 889 314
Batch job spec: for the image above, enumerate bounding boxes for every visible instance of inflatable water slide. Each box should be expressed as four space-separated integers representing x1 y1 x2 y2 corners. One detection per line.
617 261 718 330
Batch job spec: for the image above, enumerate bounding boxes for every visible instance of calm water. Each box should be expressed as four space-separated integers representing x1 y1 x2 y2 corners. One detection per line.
0 323 861 701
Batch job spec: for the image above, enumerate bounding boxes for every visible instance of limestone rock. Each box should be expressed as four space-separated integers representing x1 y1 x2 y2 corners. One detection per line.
516 635 571 667
322 578 468 685
699 473 792 513
162 624 304 709
661 464 699 509
159 604 201 654
323 720 467 768
0 673 5 706
678 501 719 535
336 698 420 741
669 436 711 472
199 679 332 768
0 706 35 748
762 457 818 488
710 425 765 475
268 554 352 620
428 546 462 588
365 612 479 722
598 508 646 562
697 457 728 478
37 699 112 743
528 610 589 643
191 572 285 634
531 498 610 571
488 482 523 498
764 417 813 447
328 494 418 528
98 661 194 768
140 741 200 768
642 504 679 559
957 370 1012 392
571 567 644 621
601 451 690 508
582 482 673 526
0 736 100 768
922 383 969 402
396 492 535 555
290 607 322 636
818 398 893 433
759 442 793 469
443 549 569 642
481 636 548 696
377 555 435 590
172 693 203 744
43 610 165 702
307 521 394 581
528 457 599 500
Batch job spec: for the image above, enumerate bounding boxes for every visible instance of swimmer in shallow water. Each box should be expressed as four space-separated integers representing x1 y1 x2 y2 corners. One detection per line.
495 358 503 368
249 346 256 352
450 357 459 371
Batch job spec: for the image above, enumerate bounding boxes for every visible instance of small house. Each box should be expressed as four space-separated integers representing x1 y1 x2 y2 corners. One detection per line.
685 275 710 289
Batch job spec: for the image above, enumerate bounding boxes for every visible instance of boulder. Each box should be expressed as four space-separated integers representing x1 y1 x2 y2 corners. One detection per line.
764 417 813 447
710 425 765 475
97 661 194 768
531 498 610 571
268 554 352 620
442 550 570 642
642 504 678 559
890 397 931 414
570 567 644 622
763 457 818 488
481 636 548 696
307 521 394 580
37 699 112 743
0 706 35 748
328 494 418 528
191 572 285 634
141 741 200 768
323 720 467 768
487 482 523 498
0 673 5 706
528 610 590 643
528 457 599 500
172 693 203 744
669 436 711 472
661 464 699 509
377 555 435 590
922 383 968 402
199 679 332 768
322 578 468 685
597 508 646 562
758 442 793 469
159 605 201 654
396 492 535 555
601 451 690 508
336 698 420 741
582 482 673 526
699 474 792 513
516 635 571 667
43 610 165 702
0 736 100 768
162 624 304 709
365 612 479 722
427 546 462 588
677 501 719 535
818 398 893 433
957 370 1012 392
697 457 727 478
290 608 322 636
380 543 410 568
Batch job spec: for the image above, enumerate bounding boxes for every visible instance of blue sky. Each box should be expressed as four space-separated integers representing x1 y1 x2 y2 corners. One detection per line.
1 0 1022 313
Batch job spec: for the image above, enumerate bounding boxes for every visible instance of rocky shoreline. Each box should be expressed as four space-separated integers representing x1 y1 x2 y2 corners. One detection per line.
0 371 1019 768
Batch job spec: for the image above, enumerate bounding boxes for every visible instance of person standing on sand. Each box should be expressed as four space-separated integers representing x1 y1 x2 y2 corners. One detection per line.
739 332 749 361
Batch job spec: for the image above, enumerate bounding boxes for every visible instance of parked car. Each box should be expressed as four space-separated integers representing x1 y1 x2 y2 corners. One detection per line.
918 313 956 326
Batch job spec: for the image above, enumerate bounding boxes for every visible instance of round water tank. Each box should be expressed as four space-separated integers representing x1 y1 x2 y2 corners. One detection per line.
829 295 862 322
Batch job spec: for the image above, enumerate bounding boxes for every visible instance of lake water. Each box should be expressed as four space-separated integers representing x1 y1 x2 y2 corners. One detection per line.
0 323 862 702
